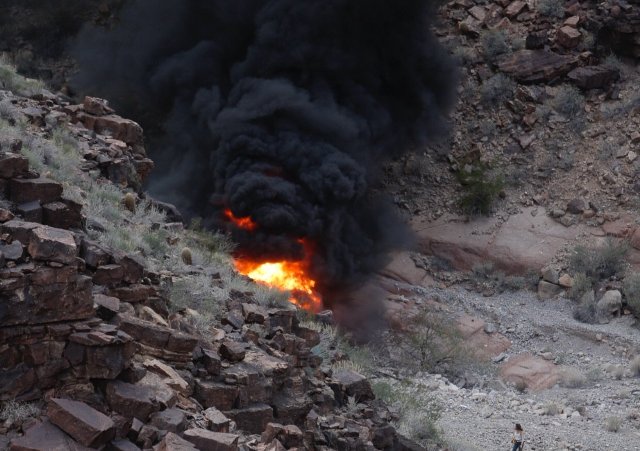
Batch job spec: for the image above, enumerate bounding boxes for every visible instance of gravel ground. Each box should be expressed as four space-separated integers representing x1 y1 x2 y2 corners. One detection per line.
408 286 640 451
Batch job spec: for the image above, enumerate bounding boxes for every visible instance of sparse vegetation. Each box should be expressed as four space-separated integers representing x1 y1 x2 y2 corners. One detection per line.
0 57 45 97
480 73 516 106
573 294 597 324
0 400 40 425
605 416 622 433
391 311 475 377
550 85 585 118
629 356 640 377
169 273 228 320
569 240 629 282
568 272 592 302
307 321 338 360
586 367 603 382
374 380 444 446
542 401 562 416
251 285 291 308
611 365 625 380
481 30 510 61
603 54 624 73
537 0 565 18
623 272 640 317
123 192 136 212
560 367 587 388
457 162 505 216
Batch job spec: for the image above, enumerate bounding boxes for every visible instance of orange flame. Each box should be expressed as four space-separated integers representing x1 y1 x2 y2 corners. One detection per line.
224 209 257 231
234 256 323 312
225 208 323 311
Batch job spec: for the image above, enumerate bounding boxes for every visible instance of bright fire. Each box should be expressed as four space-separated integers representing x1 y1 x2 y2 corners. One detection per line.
234 257 323 311
224 209 257 231
225 209 323 312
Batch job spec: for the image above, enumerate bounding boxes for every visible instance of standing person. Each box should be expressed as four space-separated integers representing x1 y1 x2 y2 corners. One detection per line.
511 423 525 451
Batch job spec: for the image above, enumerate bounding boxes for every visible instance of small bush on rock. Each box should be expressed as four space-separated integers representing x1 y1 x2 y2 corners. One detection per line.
457 162 504 216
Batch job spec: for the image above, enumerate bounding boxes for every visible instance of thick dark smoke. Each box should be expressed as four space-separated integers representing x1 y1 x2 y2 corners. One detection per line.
71 0 456 299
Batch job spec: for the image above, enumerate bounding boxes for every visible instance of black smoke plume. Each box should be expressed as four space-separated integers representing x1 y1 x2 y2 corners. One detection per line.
71 0 456 302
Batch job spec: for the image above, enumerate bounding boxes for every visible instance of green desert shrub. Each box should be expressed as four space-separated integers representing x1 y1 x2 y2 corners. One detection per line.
605 416 622 432
573 294 597 324
480 73 516 106
542 401 562 415
568 272 592 301
169 273 228 321
0 400 40 425
623 272 640 317
560 368 587 388
0 58 45 97
550 85 584 117
457 162 504 216
481 30 510 61
569 240 628 281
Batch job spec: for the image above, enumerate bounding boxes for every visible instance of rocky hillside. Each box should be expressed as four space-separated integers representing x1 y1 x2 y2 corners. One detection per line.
387 0 640 263
0 64 422 451
2 1 640 450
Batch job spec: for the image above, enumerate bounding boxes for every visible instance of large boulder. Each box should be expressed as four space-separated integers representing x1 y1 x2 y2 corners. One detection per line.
497 50 578 83
47 398 115 448
27 225 78 264
106 380 160 421
567 66 620 90
9 420 92 451
9 178 63 204
0 152 29 178
329 368 374 404
224 404 273 434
